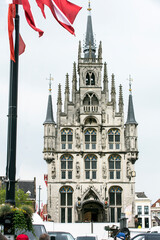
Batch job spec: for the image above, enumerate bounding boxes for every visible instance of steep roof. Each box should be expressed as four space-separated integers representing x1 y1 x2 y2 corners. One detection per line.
44 94 55 124
136 192 147 198
126 94 137 125
17 179 36 199
151 199 160 207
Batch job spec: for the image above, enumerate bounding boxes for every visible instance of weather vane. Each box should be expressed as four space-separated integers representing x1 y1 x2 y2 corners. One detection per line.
127 75 133 94
87 0 92 12
46 74 53 93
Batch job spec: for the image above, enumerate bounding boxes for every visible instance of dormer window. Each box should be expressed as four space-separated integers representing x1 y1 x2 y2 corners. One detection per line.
86 72 95 86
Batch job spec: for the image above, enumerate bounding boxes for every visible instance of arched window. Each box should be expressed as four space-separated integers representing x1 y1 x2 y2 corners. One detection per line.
85 155 97 179
83 93 99 113
109 186 122 222
85 129 96 150
108 129 120 150
61 129 73 150
86 72 95 86
60 186 73 223
109 155 121 180
61 155 73 179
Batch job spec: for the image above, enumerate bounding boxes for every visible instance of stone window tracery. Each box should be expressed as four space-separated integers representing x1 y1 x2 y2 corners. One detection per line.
60 186 73 223
61 129 73 150
109 155 121 180
84 154 97 179
86 72 95 86
109 186 122 222
108 129 120 150
83 93 99 113
61 155 73 180
85 129 96 150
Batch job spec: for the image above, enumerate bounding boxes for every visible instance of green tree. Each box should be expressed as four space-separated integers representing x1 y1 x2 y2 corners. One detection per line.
0 186 32 207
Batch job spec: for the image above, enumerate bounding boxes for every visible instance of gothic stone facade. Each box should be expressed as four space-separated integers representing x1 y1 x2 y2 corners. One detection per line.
43 12 138 227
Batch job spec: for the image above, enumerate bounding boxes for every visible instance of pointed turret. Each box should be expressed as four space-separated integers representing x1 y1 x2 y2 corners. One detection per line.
64 73 70 113
98 41 102 61
83 1 96 59
126 78 137 125
72 62 77 104
57 84 62 126
103 62 109 102
111 73 116 110
43 76 56 164
78 41 82 60
118 84 124 114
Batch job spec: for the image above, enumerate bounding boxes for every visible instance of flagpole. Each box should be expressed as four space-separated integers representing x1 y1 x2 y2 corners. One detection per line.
5 4 19 206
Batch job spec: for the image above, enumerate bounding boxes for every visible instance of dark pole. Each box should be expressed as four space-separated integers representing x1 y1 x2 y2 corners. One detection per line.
5 4 19 206
38 185 42 215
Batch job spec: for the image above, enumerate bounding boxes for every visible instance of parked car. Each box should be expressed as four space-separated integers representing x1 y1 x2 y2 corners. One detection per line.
130 233 160 240
76 234 98 240
16 224 47 240
48 231 75 240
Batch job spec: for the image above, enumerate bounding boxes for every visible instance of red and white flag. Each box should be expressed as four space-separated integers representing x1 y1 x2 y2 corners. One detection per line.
13 0 43 37
8 4 26 62
36 0 82 35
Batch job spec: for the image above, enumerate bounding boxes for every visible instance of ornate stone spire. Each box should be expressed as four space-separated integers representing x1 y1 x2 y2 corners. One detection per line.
83 1 96 59
103 62 109 101
72 62 77 104
126 77 137 124
118 84 124 113
64 73 70 113
98 41 102 61
78 41 82 60
44 75 55 124
57 83 62 106
111 73 116 110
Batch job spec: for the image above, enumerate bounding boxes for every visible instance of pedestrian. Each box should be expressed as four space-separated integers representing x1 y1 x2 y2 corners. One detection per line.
39 233 50 240
16 234 29 240
0 233 7 240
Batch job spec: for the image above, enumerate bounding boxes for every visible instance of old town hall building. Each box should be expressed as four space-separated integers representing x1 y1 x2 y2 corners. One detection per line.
43 4 138 227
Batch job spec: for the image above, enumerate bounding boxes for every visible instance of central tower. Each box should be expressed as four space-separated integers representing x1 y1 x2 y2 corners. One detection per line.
43 3 138 226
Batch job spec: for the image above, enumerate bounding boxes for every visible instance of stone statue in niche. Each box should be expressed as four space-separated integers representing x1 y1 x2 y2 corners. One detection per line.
76 109 80 122
102 162 107 179
101 130 106 149
126 161 132 180
102 109 106 123
76 130 81 148
76 161 80 178
51 161 56 179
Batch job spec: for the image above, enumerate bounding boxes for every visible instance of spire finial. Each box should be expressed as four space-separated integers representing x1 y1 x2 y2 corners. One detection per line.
87 0 92 12
47 74 53 93
127 75 133 94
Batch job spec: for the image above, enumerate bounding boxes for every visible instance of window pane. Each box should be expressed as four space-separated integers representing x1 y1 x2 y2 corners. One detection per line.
109 143 113 149
68 135 73 142
85 161 90 169
61 208 65 223
61 135 66 142
85 144 90 149
111 208 115 222
109 135 113 142
116 144 120 149
110 192 115 205
92 161 97 169
109 161 114 169
85 135 90 142
117 208 121 222
110 171 114 179
61 161 66 169
68 160 73 169
68 144 72 149
68 171 72 179
144 206 149 215
61 193 66 206
92 171 96 179
145 218 149 228
91 135 96 142
62 144 66 149
115 135 120 142
115 161 121 169
67 193 72 206
68 208 72 223
62 171 66 179
92 144 96 149
116 192 121 205
138 206 142 215
116 171 121 179
86 171 90 179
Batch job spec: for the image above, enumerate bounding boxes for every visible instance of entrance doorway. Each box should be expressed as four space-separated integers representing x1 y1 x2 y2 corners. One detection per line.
81 201 104 222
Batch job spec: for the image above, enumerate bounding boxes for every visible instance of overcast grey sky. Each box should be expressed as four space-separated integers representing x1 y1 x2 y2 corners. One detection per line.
0 0 160 205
